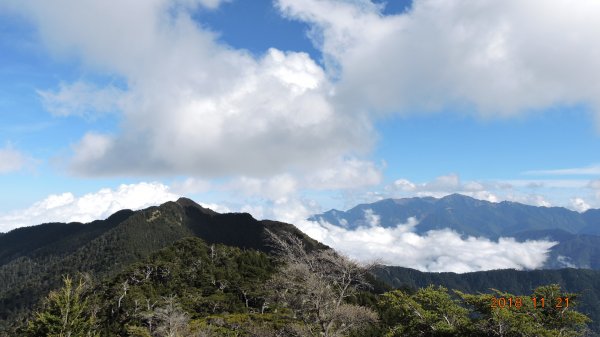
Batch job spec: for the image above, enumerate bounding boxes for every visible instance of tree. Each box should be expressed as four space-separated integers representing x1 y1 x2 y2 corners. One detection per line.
152 295 190 337
379 286 471 336
266 230 378 337
25 274 98 337
458 284 590 337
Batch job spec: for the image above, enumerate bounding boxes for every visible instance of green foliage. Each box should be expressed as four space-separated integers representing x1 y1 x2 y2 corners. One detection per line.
379 286 471 336
25 275 98 337
14 236 595 337
375 265 600 334
458 284 590 337
92 237 279 336
378 285 591 337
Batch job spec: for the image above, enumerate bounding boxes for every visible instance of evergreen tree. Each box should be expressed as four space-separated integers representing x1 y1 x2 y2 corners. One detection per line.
25 275 98 337
379 286 471 336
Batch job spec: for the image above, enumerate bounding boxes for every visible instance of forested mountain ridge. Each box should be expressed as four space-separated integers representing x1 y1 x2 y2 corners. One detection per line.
310 194 600 269
0 197 323 331
17 236 593 337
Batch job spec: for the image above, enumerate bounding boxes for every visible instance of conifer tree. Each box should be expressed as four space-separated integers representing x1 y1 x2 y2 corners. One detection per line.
25 275 98 337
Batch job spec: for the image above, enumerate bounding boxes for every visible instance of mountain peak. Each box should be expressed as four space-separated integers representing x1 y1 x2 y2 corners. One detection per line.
175 197 218 215
440 193 476 202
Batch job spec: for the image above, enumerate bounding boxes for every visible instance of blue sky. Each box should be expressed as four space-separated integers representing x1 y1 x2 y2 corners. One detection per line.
1 0 600 271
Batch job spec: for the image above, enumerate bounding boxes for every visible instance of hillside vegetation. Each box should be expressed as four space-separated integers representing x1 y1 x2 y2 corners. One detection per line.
20 236 592 336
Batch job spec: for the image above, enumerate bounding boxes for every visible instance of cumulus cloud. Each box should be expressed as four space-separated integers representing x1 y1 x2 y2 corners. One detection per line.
295 209 557 273
0 145 34 174
224 157 382 202
228 174 299 201
0 182 179 232
5 0 372 177
571 197 591 213
10 0 600 181
305 158 382 190
277 0 600 119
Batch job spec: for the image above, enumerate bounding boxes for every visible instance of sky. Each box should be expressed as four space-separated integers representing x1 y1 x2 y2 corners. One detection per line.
1 0 600 272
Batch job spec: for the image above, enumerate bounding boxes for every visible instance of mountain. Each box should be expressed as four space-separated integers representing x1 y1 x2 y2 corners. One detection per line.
309 194 600 269
0 197 323 330
582 209 600 235
374 266 600 334
512 229 600 269
1 197 597 336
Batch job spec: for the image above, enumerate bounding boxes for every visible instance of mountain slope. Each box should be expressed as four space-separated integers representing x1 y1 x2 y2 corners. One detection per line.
0 197 323 330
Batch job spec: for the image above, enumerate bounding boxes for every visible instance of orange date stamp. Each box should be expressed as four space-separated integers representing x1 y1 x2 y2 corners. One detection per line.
491 297 570 309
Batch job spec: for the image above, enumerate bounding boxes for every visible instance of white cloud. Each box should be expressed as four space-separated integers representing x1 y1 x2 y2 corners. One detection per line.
380 174 600 209
525 164 600 176
386 174 499 202
589 180 600 203
505 194 551 207
556 255 577 269
224 158 382 202
228 174 299 201
306 158 382 190
197 202 230 214
38 81 124 118
0 182 179 232
0 145 34 174
571 197 591 212
5 0 372 177
295 210 557 273
278 0 600 119
588 179 600 190
194 0 230 10
170 178 212 195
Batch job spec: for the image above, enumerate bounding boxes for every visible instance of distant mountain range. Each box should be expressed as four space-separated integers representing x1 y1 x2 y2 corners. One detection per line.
309 194 600 269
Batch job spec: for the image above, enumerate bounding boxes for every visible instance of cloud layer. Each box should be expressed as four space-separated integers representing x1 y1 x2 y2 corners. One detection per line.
297 211 557 273
242 190 558 273
0 182 179 232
